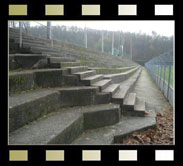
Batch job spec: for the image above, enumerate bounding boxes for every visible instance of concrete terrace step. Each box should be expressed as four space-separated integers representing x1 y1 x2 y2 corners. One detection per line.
10 54 48 69
50 62 80 68
80 104 120 130
10 37 47 46
9 69 68 94
123 93 137 111
133 98 146 117
92 79 112 91
66 66 88 74
104 66 140 83
10 109 83 145
29 47 62 54
74 70 96 79
9 86 99 133
72 110 156 145
9 33 44 42
81 75 104 86
102 84 120 96
21 42 46 48
9 104 120 145
111 68 142 105
49 57 76 63
9 37 47 46
9 89 61 133
111 86 129 104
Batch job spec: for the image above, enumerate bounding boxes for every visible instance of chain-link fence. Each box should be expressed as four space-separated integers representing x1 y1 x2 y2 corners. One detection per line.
145 50 174 107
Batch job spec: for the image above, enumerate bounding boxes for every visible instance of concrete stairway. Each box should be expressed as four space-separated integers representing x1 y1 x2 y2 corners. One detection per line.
9 29 157 145
68 65 147 116
9 28 138 70
9 54 156 145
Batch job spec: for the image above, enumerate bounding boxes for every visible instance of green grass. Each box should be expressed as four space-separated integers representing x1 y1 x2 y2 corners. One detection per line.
156 66 174 88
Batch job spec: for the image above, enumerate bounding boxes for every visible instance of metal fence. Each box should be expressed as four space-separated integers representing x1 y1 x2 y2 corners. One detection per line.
145 50 174 107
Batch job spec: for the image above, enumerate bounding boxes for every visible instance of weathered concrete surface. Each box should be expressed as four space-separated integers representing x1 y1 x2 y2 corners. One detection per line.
59 86 99 106
9 109 83 145
34 69 65 87
9 104 120 145
9 55 19 70
72 110 156 145
134 67 172 112
112 68 141 105
9 86 100 133
14 54 48 69
9 89 61 132
83 104 120 130
9 69 70 95
9 72 35 95
104 66 139 83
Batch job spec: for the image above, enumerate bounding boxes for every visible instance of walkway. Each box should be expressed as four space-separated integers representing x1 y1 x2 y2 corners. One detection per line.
134 67 172 112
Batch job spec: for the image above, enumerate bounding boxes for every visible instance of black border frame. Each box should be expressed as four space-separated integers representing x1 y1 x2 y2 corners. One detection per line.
0 0 180 165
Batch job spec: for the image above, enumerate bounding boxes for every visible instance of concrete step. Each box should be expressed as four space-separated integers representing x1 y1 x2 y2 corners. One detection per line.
122 97 146 117
50 62 81 68
104 66 140 83
11 38 47 46
9 109 83 145
9 89 61 133
111 68 142 105
12 54 48 69
9 71 35 95
111 86 129 104
41 51 68 57
81 75 104 86
66 66 88 74
9 86 99 133
102 84 120 96
29 47 61 54
9 34 46 45
9 69 68 94
133 98 146 117
123 93 137 111
49 57 76 63
9 104 120 145
92 79 112 91
72 110 156 145
74 70 96 79
21 42 47 49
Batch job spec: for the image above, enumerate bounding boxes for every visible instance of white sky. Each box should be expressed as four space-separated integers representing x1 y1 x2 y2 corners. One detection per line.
30 21 174 37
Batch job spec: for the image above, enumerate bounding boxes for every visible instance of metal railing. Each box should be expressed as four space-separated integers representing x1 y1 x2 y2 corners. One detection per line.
145 50 174 107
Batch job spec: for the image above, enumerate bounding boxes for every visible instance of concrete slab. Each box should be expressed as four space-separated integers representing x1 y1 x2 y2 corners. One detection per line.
9 109 83 145
72 110 156 145
134 68 172 112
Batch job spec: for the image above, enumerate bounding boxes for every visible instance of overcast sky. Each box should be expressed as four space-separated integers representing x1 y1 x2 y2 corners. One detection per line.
30 21 174 37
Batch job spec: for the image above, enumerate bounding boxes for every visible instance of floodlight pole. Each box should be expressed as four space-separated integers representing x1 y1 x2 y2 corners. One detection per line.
118 31 121 56
102 31 104 53
112 31 114 55
130 36 133 60
19 22 23 48
85 27 87 48
121 45 124 57
47 21 51 40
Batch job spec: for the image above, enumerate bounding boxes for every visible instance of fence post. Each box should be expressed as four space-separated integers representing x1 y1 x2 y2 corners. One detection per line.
156 65 158 84
167 65 172 100
19 22 22 48
163 65 166 95
158 65 160 87
160 65 163 90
